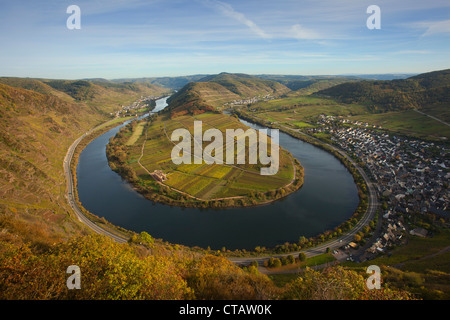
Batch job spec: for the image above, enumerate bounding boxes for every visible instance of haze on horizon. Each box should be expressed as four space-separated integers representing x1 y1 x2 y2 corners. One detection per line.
0 0 449 79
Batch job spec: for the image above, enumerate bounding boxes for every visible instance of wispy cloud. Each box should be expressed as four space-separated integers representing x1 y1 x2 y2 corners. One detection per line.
290 24 323 40
419 19 450 37
200 0 271 39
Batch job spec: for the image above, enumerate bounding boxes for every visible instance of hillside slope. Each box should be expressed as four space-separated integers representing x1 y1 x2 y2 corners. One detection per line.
0 80 169 249
0 77 169 116
317 69 450 115
166 72 291 116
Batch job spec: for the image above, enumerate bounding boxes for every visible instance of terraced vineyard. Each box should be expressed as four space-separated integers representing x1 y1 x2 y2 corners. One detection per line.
107 112 304 208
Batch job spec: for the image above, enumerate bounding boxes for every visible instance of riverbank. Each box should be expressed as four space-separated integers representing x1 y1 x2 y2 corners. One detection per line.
106 112 305 209
75 99 362 252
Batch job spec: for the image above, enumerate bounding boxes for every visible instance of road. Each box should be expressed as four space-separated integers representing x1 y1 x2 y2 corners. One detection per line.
63 118 129 244
64 114 379 265
229 120 379 267
413 109 450 127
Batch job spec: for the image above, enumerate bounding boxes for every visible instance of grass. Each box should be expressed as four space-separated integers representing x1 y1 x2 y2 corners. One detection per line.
348 109 450 141
241 92 450 142
293 121 314 128
126 122 145 146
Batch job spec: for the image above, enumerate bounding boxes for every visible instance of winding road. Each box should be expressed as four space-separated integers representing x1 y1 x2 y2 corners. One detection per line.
63 113 378 267
63 118 129 244
228 120 379 266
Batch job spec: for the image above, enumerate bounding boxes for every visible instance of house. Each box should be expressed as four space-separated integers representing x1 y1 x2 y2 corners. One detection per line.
348 242 358 249
151 170 168 182
410 227 428 238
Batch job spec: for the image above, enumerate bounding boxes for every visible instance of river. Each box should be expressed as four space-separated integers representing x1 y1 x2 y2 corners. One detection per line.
76 97 359 250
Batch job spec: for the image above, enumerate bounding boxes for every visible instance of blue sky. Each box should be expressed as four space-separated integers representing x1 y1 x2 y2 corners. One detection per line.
0 0 449 79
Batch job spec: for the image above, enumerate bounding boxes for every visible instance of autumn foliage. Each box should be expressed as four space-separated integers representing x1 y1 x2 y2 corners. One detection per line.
0 234 192 300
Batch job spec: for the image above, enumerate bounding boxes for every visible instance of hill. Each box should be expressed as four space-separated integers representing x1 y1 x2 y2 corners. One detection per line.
317 69 450 115
0 79 169 249
256 74 358 94
166 72 291 116
0 77 169 115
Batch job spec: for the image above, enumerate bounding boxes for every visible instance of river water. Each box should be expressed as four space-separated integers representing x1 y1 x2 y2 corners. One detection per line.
77 97 359 250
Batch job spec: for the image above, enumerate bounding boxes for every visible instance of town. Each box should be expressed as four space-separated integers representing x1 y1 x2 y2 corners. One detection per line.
110 95 166 118
303 115 449 258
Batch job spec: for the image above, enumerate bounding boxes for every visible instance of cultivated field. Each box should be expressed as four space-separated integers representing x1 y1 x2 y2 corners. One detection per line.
125 112 299 201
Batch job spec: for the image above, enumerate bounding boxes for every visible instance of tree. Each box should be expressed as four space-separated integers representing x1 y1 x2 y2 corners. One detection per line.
272 258 282 268
354 234 362 242
298 236 307 245
139 231 154 246
287 255 295 264
298 253 306 262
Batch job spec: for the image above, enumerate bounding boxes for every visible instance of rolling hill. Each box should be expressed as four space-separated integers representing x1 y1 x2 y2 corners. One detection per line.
317 69 450 116
0 79 169 249
166 72 291 116
0 77 169 116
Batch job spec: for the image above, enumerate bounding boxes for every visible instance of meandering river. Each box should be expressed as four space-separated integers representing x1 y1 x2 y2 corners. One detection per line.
77 97 359 250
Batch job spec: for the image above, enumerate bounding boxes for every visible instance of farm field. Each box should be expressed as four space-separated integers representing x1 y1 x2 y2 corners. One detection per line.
348 109 450 141
118 112 302 203
236 93 450 141
244 95 369 126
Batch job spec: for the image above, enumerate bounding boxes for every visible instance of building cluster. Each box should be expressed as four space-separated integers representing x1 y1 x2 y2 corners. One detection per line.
367 220 406 254
111 95 163 117
332 127 448 215
329 124 449 252
224 94 274 107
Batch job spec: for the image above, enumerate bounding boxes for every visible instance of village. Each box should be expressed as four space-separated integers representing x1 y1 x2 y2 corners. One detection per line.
110 95 165 117
223 94 275 107
304 115 449 258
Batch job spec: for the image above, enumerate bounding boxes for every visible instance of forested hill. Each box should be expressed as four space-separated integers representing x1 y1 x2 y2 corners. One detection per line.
0 77 169 115
166 72 291 116
316 69 450 113
0 78 169 249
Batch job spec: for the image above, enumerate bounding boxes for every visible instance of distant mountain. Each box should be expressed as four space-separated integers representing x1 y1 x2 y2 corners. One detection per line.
110 75 208 90
317 69 450 113
339 74 416 81
166 72 291 116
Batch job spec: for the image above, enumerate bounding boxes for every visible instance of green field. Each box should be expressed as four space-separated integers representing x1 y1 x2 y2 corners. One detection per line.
246 95 369 124
348 109 450 141
119 112 301 203
237 93 450 141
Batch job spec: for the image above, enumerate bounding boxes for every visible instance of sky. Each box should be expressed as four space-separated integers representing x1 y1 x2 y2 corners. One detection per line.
0 0 449 79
